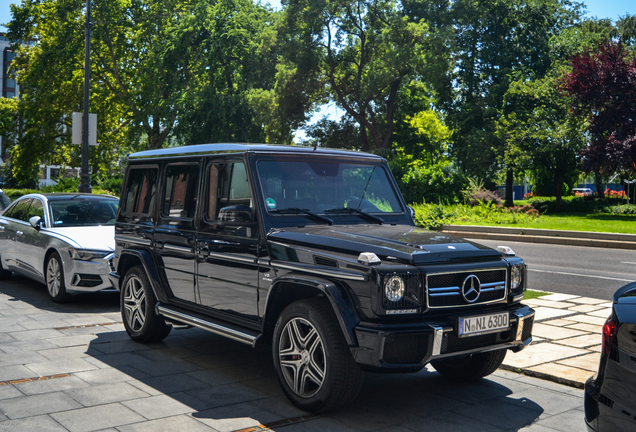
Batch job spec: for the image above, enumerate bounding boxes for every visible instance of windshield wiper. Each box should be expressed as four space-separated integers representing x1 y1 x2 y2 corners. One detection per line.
270 208 334 225
324 207 384 224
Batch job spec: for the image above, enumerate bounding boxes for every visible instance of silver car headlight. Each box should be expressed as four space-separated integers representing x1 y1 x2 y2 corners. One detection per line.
68 247 111 261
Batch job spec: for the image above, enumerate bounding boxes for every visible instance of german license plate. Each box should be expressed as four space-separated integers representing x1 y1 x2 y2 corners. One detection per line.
458 312 509 337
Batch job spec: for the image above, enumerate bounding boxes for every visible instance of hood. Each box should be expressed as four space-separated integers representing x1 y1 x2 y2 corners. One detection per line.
44 226 115 251
267 224 501 265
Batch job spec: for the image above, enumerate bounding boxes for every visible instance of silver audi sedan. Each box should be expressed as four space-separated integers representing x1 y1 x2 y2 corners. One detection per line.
0 193 118 302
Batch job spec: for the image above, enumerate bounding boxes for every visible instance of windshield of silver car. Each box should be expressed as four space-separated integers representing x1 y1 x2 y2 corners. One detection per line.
49 198 119 227
256 160 403 215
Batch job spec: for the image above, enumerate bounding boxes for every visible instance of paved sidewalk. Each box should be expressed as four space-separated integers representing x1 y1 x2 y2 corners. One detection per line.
503 293 607 387
0 276 589 431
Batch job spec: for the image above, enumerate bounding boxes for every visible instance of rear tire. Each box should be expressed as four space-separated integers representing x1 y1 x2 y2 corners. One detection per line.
431 349 507 381
45 252 71 303
121 265 171 343
272 298 364 413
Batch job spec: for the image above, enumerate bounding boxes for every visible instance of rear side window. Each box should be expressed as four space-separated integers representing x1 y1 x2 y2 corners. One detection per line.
162 163 199 219
122 166 158 216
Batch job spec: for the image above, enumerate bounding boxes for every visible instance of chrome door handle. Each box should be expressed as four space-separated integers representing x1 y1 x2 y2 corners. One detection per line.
16 231 23 237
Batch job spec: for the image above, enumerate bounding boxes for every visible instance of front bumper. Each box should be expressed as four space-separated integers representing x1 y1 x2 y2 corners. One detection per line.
63 258 116 293
584 375 599 432
351 304 534 371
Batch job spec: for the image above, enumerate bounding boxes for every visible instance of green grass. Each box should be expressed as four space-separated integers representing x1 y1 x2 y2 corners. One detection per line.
452 213 636 234
523 290 549 300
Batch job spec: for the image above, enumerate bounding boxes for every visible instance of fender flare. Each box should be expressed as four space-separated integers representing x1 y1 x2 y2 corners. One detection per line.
117 249 169 303
264 273 359 346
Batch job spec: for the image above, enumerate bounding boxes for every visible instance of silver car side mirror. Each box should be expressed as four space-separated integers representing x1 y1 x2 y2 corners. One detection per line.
29 215 42 230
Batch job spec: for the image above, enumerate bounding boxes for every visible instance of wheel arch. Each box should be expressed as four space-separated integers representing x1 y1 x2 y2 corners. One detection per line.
117 249 168 302
262 275 359 347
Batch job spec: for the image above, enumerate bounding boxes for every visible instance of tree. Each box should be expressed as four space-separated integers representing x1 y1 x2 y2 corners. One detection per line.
281 0 432 153
498 73 585 208
421 0 583 188
7 0 280 184
562 41 636 198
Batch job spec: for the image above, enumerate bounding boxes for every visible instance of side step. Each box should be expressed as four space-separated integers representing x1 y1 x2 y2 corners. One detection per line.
156 303 261 347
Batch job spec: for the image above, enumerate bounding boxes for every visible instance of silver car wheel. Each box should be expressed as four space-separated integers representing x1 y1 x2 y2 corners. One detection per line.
46 256 62 297
278 317 326 398
123 275 146 332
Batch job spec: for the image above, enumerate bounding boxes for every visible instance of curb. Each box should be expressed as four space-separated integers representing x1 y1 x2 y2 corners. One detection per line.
435 225 636 250
499 364 585 389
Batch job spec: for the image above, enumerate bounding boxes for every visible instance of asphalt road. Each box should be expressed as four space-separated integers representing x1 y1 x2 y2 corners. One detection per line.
469 238 636 301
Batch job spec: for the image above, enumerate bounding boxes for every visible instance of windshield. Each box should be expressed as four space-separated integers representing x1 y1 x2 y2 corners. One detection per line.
0 191 10 211
49 198 119 227
257 160 403 215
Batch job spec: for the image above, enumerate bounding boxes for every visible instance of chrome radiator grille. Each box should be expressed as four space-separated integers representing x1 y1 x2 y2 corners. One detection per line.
426 268 507 308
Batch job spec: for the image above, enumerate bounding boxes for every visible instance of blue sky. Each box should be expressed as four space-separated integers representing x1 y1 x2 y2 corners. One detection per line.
1 0 635 32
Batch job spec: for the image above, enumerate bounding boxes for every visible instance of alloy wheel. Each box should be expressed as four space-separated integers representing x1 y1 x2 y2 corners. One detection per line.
123 275 146 332
46 257 61 297
278 317 326 398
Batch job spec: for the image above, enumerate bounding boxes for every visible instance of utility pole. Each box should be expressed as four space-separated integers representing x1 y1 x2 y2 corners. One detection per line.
78 0 92 193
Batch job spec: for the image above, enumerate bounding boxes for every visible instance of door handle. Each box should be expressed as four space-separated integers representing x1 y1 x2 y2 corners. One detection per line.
16 231 23 237
199 244 210 257
154 241 164 249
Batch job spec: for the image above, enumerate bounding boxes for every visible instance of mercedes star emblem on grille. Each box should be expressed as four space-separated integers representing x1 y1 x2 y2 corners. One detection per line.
461 275 481 303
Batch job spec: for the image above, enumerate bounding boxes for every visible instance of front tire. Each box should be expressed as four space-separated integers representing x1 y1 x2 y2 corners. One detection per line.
0 254 11 280
45 252 71 303
431 349 507 381
121 265 171 343
273 298 364 413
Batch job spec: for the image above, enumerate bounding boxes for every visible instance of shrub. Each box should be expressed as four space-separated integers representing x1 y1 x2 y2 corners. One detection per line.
411 201 540 229
461 177 501 206
607 204 636 215
393 161 464 204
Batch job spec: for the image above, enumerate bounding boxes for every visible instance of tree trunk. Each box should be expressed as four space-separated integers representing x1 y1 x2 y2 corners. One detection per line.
595 171 604 199
554 170 563 210
505 168 514 207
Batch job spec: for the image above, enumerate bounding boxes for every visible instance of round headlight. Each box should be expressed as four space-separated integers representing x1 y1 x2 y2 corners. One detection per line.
511 266 523 290
385 275 405 302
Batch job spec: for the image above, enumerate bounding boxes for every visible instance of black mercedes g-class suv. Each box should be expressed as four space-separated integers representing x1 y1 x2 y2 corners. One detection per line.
110 143 534 412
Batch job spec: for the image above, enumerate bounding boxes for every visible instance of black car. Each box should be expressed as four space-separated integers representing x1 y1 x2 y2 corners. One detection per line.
110 143 534 412
585 283 636 432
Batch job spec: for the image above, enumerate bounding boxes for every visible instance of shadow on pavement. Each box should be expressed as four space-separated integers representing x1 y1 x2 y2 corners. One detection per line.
0 274 119 314
84 326 544 431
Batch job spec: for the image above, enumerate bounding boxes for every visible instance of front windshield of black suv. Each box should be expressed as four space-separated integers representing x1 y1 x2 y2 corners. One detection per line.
257 160 404 215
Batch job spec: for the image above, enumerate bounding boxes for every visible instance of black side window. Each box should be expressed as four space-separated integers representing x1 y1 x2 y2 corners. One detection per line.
122 167 158 216
162 163 199 219
4 199 32 222
204 161 257 238
26 199 45 224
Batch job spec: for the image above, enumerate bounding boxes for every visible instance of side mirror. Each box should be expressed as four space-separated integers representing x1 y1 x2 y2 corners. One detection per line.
29 215 42 229
408 206 415 219
218 205 256 226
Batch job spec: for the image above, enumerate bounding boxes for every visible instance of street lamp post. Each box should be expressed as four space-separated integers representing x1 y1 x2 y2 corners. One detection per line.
78 0 92 193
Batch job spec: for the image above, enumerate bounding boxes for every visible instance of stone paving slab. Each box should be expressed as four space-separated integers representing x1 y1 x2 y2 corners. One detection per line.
501 291 610 389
